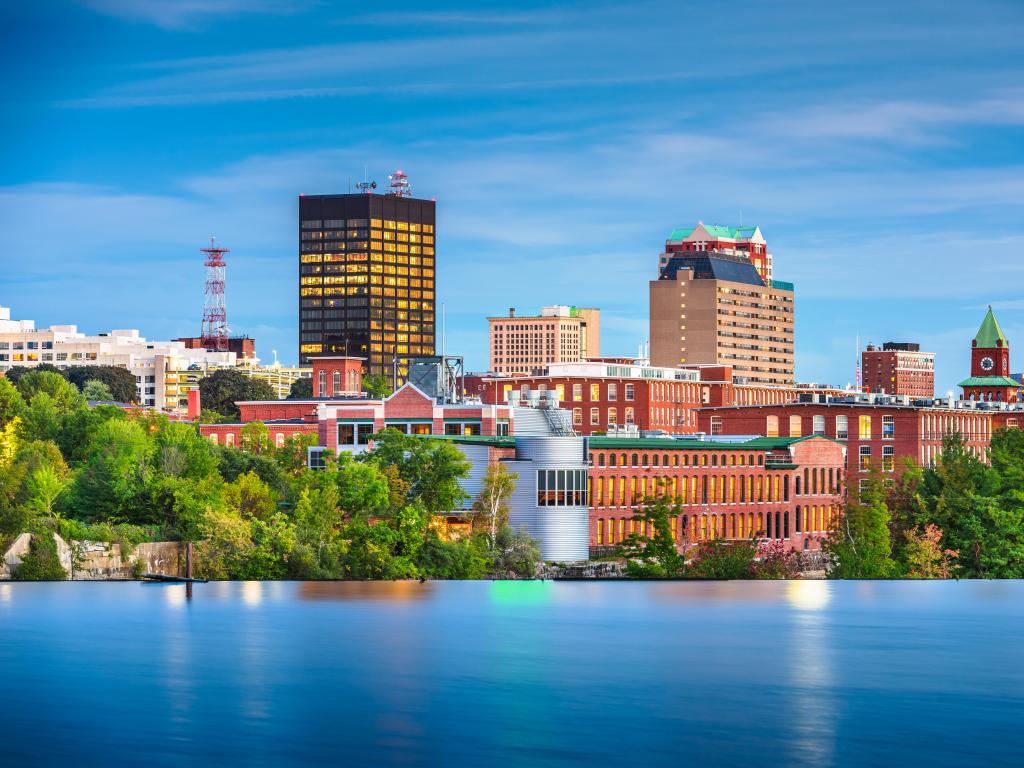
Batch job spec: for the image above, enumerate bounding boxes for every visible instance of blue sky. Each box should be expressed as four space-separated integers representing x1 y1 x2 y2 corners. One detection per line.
2 1 1023 392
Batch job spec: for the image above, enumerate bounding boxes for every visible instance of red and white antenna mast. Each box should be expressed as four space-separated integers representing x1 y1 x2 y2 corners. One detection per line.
387 169 412 197
200 238 230 353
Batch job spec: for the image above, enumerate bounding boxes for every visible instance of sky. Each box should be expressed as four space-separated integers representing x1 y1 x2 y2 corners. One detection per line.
1 0 1023 392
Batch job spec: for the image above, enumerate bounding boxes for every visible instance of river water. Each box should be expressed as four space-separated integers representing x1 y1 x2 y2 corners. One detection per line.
1 580 1021 767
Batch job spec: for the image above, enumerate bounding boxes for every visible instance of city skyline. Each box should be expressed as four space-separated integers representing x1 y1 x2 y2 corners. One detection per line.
2 1 1024 392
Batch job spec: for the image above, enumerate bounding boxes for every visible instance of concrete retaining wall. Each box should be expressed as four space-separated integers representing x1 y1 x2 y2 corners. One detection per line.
0 534 184 580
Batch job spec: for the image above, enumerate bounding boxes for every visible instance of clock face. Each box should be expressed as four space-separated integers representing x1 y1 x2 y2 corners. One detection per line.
980 356 995 372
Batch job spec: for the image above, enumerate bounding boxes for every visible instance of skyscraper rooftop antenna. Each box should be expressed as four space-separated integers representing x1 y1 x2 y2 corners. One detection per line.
387 169 412 197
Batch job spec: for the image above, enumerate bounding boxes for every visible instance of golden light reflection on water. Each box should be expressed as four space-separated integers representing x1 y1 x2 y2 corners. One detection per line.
0 584 11 603
786 580 831 612
163 584 186 609
298 580 434 601
241 581 264 606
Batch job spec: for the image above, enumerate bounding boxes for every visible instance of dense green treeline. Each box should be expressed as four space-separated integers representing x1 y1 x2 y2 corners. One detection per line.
827 430 1024 579
0 372 538 580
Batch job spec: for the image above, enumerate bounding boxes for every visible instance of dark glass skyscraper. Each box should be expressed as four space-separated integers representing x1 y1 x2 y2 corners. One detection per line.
298 192 436 385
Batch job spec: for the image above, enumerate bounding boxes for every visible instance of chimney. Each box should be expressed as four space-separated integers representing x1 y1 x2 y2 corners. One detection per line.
509 307 516 318
187 389 201 421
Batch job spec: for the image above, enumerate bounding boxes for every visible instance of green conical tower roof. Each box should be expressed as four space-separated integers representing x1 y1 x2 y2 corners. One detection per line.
974 306 1008 348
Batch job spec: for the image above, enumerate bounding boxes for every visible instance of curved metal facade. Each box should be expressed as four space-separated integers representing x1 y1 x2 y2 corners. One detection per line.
505 436 591 562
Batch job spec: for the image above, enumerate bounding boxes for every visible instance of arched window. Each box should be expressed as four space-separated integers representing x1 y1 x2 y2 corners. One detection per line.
332 370 341 395
652 454 659 467
795 475 801 496
597 452 605 467
632 453 639 467
318 370 326 397
597 519 604 545
795 505 802 533
711 454 718 466
609 453 616 467
783 475 789 501
275 433 285 448
642 453 649 466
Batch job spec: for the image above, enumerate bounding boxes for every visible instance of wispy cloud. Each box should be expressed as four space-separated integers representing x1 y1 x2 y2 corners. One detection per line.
76 0 312 30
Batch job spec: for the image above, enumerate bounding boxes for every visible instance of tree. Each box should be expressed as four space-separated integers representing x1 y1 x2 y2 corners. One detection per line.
365 430 470 514
222 471 277 522
753 539 801 579
0 377 25 428
362 374 392 399
23 464 69 521
70 418 153 522
12 533 67 580
471 463 518 544
16 370 86 415
825 475 897 579
2 364 60 388
904 524 957 579
288 377 312 399
198 368 276 421
618 496 685 577
81 379 114 401
687 539 758 579
64 366 138 403
241 421 271 454
490 526 542 578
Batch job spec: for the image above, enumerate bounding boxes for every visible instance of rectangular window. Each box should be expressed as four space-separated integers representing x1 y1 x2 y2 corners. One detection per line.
537 470 588 507
607 383 617 401
607 407 617 425
573 408 582 426
625 407 634 425
859 445 871 471
882 415 895 440
590 407 600 426
859 415 872 440
572 384 582 402
590 383 600 401
339 423 375 445
882 445 895 473
836 415 848 440
789 415 801 437
625 383 634 400
813 415 825 435
766 415 779 437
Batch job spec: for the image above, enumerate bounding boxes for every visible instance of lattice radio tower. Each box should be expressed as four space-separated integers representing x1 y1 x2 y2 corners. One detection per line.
200 238 230 352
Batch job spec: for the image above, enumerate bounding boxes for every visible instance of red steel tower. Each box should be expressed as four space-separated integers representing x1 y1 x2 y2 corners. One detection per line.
200 238 230 352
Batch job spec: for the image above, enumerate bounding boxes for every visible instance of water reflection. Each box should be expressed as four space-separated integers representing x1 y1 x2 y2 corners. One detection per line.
786 580 831 612
298 580 434 601
241 580 264 607
786 582 835 765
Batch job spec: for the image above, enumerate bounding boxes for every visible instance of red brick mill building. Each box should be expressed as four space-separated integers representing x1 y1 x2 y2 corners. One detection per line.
585 435 845 554
466 360 846 436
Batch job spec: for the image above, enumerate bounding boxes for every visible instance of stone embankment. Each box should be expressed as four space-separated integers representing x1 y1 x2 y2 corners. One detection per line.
0 533 184 580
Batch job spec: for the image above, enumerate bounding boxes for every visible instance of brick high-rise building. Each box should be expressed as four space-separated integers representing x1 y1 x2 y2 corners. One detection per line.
650 239 795 386
487 305 600 375
862 342 934 398
297 180 436 386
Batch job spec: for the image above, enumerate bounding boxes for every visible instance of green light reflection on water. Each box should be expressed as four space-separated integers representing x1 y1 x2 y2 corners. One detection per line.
488 579 553 606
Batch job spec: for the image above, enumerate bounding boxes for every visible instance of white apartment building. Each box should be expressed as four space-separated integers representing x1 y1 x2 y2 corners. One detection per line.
0 306 236 407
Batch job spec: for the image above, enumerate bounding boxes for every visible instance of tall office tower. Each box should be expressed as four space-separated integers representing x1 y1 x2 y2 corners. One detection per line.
649 228 795 386
862 342 935 398
298 173 436 386
488 305 601 376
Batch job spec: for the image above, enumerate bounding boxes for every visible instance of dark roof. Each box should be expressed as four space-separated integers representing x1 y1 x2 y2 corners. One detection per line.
589 435 843 450
658 251 765 287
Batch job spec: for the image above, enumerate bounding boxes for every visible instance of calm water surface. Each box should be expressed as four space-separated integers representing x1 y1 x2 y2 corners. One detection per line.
1 580 1022 767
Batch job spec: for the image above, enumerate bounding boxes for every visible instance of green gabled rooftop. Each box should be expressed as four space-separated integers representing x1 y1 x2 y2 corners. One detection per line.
974 306 1008 349
957 376 1020 388
667 224 759 242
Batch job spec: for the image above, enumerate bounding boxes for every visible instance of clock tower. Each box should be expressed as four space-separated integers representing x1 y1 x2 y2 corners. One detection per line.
959 306 1019 402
